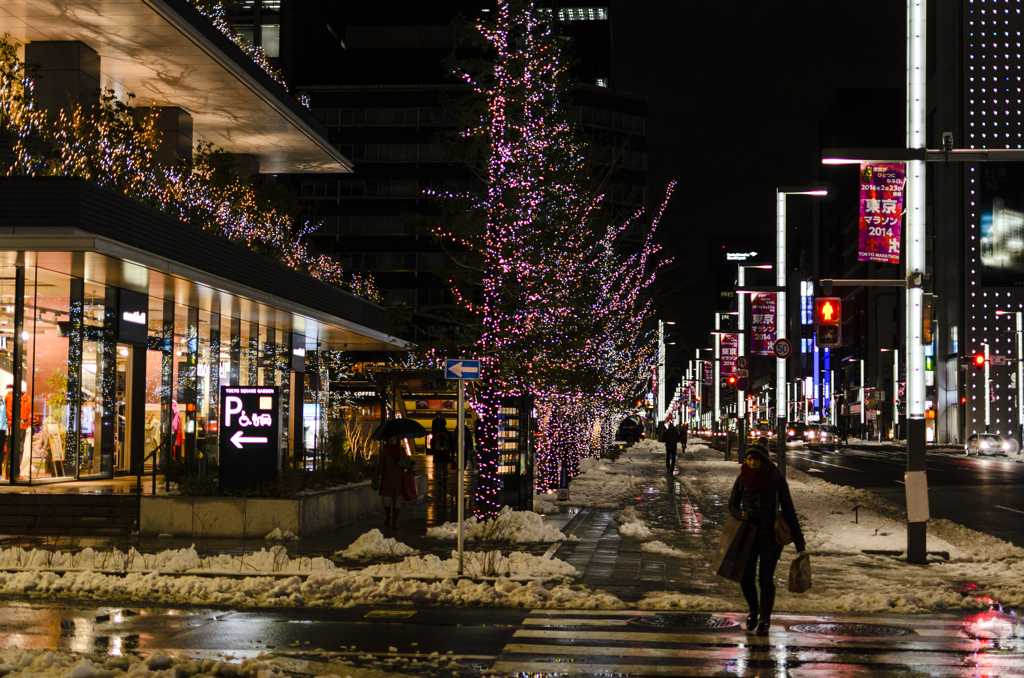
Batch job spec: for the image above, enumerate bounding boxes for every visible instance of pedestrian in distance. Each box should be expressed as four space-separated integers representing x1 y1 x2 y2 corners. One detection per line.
373 435 410 529
663 422 680 473
430 416 453 494
728 444 806 636
679 423 688 453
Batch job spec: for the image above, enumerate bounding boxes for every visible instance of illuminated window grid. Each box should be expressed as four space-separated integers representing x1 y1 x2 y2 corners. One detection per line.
965 0 1024 436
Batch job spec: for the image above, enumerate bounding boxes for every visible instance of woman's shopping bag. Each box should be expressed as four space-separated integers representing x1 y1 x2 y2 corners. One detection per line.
402 471 419 501
788 553 812 593
712 516 757 582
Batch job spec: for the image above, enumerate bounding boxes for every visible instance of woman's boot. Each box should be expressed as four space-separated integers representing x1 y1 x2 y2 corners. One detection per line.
384 506 392 526
746 609 759 631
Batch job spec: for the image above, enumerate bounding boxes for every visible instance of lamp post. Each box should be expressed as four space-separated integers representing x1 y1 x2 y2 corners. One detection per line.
737 263 773 458
657 320 675 424
776 189 827 471
881 348 900 440
996 311 1023 446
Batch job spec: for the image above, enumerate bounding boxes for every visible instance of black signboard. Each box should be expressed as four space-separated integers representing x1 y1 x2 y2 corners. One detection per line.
116 289 150 346
219 386 280 492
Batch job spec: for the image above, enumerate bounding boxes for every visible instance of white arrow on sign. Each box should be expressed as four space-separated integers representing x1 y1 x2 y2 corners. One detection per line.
230 430 268 449
447 361 479 378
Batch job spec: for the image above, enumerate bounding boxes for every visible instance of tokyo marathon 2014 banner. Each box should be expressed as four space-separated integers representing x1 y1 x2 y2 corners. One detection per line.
703 360 713 385
857 162 905 264
750 293 776 356
720 333 738 377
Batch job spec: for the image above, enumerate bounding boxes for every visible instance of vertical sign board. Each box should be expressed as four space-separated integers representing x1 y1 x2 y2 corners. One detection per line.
750 293 777 356
720 333 738 376
219 386 280 492
857 163 905 264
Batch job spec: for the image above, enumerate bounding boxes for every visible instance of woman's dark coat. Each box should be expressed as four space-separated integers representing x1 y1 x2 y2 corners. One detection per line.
728 466 806 556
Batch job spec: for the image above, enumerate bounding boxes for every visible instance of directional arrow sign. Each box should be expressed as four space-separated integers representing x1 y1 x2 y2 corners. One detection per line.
445 358 481 380
230 430 269 449
219 386 280 492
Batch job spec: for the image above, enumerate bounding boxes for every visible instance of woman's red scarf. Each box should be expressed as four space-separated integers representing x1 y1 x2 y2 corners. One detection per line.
740 461 774 492
384 443 403 460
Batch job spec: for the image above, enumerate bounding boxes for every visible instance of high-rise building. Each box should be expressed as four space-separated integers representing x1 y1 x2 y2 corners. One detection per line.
230 1 649 342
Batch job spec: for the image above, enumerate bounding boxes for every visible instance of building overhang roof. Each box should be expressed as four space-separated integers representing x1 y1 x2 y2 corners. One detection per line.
0 0 352 174
0 178 406 353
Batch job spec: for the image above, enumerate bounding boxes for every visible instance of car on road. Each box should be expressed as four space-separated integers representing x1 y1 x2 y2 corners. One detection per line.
964 433 1016 456
803 424 821 443
617 415 647 446
787 423 808 441
752 420 774 440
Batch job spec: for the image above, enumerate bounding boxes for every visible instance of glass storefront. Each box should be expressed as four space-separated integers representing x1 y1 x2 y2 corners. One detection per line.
0 263 307 485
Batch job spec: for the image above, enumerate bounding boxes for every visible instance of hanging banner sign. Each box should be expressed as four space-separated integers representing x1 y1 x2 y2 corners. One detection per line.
720 333 738 376
703 361 712 385
857 162 905 264
750 293 777 356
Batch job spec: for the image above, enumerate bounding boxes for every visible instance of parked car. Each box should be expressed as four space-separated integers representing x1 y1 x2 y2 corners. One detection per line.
964 433 1016 456
617 415 647 446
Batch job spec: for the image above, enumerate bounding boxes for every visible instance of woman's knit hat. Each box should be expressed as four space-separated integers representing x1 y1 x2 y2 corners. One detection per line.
745 444 771 465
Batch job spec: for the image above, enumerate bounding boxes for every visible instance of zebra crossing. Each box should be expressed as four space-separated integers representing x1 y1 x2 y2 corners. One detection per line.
490 609 1024 676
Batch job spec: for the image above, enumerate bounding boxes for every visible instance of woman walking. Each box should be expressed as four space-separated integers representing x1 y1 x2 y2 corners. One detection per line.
728 444 806 635
373 435 410 529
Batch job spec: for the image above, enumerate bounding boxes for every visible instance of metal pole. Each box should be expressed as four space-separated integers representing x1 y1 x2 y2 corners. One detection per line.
984 342 991 432
905 0 928 565
860 359 866 432
776 190 788 474
829 369 836 426
457 379 465 575
714 316 721 434
737 268 747 458
658 320 666 424
1017 314 1023 449
894 349 899 440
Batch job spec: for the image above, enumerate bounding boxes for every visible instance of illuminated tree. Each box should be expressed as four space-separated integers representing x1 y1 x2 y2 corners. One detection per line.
439 0 672 510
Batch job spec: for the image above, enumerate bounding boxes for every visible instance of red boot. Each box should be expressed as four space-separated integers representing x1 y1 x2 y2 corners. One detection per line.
391 508 400 529
383 506 392 526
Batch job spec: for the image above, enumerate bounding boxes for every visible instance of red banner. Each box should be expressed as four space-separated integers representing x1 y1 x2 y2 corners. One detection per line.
857 162 905 264
750 293 776 356
720 333 738 376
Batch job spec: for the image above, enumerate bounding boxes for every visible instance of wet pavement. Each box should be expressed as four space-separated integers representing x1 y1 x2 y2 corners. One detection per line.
3 600 1024 677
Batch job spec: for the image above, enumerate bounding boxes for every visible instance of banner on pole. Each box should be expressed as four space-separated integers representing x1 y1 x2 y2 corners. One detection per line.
857 162 905 264
750 293 777 356
703 361 712 385
720 333 738 376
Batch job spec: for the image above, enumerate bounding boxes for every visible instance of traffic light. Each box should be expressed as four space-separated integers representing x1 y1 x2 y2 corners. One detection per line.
972 353 986 370
815 296 842 347
726 375 737 387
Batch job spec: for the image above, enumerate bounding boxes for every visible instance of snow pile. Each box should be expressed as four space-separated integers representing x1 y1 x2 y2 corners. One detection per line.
337 529 417 558
0 648 285 677
641 540 685 558
0 544 340 575
360 550 577 580
0 564 623 609
533 492 560 514
567 452 648 508
615 506 652 538
426 506 574 543
264 528 299 541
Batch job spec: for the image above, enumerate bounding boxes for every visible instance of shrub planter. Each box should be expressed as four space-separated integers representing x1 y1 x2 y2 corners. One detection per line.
139 475 428 538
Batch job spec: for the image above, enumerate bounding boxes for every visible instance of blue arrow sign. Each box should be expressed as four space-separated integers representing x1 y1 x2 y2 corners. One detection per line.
445 358 480 380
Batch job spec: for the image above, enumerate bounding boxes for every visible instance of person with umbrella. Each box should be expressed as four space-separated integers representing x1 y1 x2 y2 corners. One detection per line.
371 418 426 529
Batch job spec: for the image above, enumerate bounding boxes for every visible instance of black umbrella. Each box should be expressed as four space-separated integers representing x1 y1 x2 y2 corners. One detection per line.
371 418 429 441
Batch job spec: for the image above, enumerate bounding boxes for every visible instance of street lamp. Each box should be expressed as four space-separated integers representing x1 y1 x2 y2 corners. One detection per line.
880 348 900 440
995 310 1023 446
737 263 773 457
657 320 676 423
776 188 827 473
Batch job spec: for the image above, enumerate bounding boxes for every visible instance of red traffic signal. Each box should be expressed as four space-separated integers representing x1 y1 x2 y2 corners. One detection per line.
727 375 737 386
815 296 842 347
973 354 986 369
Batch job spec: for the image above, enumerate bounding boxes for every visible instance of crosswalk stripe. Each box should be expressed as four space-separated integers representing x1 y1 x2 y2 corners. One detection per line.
529 609 970 628
503 642 992 665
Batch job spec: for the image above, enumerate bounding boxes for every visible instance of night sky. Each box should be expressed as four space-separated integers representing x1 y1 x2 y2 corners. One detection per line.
609 0 906 351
